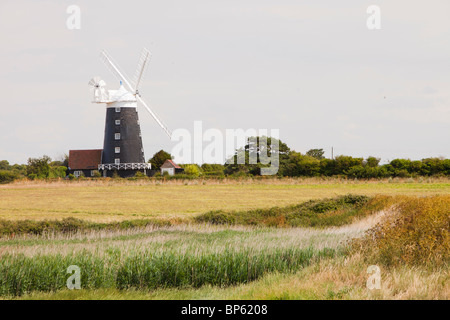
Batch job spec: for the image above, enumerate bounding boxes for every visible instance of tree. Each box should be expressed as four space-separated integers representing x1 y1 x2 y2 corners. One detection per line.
282 152 321 176
306 149 325 160
0 170 19 184
365 156 380 168
149 150 172 171
0 160 10 171
333 155 364 175
27 155 52 179
224 136 291 176
201 163 225 177
184 164 201 178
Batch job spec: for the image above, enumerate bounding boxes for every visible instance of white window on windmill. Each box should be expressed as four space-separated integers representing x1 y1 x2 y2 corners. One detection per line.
115 107 121 113
115 158 120 165
115 119 121 125
115 133 120 140
115 147 120 154
74 171 82 178
137 119 140 125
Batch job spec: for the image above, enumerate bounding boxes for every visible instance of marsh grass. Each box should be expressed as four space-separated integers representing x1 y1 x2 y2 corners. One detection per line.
12 253 449 300
0 219 372 297
0 242 336 296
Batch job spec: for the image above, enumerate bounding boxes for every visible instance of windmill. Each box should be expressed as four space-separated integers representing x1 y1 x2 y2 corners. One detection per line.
88 76 108 103
91 48 171 177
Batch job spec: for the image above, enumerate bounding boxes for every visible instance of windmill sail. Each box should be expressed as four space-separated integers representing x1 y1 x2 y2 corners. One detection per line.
136 95 172 138
88 76 108 102
133 48 151 95
100 51 134 92
100 49 172 139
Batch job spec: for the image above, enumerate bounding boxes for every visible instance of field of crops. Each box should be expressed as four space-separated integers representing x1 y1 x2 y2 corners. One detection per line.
0 178 448 300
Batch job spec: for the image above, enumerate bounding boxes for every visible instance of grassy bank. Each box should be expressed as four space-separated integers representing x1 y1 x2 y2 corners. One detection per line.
351 195 450 268
194 194 390 227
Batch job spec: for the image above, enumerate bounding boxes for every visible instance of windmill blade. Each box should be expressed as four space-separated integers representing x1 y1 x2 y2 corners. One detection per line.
88 76 105 89
88 76 100 87
136 95 172 139
133 48 151 95
101 49 172 139
100 50 134 92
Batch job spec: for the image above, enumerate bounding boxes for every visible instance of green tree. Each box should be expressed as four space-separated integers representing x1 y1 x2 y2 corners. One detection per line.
224 136 291 176
184 164 201 178
0 160 10 171
282 152 321 176
0 170 19 184
48 166 68 178
421 158 445 176
201 163 225 177
10 164 27 176
149 150 173 171
26 155 52 179
365 157 380 168
306 149 325 160
333 155 364 175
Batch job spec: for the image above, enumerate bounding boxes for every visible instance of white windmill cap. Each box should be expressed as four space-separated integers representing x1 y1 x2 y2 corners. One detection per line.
108 84 136 102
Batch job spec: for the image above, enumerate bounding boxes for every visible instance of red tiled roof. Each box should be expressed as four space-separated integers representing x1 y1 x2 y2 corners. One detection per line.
68 149 102 170
161 159 181 169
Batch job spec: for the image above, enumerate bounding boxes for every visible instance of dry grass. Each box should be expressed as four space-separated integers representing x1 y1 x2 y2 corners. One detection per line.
0 220 367 257
225 252 449 300
352 195 450 267
1 178 449 222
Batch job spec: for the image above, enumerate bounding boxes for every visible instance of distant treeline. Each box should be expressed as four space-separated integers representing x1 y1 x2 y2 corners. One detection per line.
220 137 450 178
1 137 449 184
0 156 67 184
224 155 450 178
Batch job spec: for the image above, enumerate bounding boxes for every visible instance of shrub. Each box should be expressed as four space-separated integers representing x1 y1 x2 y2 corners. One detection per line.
134 171 146 178
112 171 120 179
195 194 375 228
184 165 201 178
92 170 102 178
48 166 67 178
0 170 19 184
194 211 236 225
0 217 173 237
352 195 450 267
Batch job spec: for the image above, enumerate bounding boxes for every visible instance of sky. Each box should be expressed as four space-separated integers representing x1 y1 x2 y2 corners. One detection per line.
0 0 449 165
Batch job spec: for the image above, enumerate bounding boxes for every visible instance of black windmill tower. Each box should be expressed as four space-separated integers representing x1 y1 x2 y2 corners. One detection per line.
89 49 172 177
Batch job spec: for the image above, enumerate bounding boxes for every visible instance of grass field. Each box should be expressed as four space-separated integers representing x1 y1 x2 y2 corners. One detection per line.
0 211 383 298
1 177 449 222
0 178 448 300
